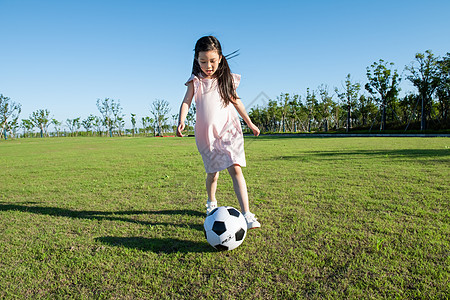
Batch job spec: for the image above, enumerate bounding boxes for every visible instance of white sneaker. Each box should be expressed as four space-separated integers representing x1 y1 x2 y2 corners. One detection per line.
206 201 217 215
244 212 261 229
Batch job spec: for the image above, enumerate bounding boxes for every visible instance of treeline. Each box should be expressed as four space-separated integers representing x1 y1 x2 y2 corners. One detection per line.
248 50 449 133
1 50 449 139
0 97 177 139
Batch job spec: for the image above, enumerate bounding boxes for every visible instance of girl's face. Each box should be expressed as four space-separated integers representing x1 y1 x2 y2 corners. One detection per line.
197 50 222 78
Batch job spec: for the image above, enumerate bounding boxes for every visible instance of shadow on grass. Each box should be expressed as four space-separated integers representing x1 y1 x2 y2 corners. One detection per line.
0 203 214 253
271 149 449 162
0 203 204 231
96 236 214 253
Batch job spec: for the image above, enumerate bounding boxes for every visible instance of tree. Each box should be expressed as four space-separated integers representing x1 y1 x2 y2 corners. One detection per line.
436 53 450 124
335 74 360 132
141 116 150 136
278 93 290 132
171 114 179 134
249 106 265 132
93 116 103 136
30 109 51 138
317 85 335 132
0 94 22 140
82 115 96 136
365 59 401 130
405 50 441 130
66 118 81 136
266 99 281 132
274 93 302 132
141 116 154 136
305 88 318 132
52 119 62 137
131 113 137 136
21 119 34 138
116 116 125 136
286 94 301 132
356 95 377 127
150 99 170 136
186 103 196 135
96 98 123 137
8 116 20 138
141 117 147 135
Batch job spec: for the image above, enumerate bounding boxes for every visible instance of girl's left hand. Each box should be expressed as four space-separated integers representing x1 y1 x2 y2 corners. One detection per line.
249 123 260 137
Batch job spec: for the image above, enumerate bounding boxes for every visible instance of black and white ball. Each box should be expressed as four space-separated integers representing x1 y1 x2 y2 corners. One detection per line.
204 206 247 251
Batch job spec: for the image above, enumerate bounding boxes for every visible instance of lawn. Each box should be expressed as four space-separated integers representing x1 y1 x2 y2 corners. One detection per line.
1 136 449 299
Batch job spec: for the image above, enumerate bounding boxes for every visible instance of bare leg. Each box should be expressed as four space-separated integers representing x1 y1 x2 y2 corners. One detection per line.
227 164 250 213
206 172 219 203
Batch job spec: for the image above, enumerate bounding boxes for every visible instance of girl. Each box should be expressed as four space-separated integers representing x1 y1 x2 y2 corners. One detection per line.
177 36 260 229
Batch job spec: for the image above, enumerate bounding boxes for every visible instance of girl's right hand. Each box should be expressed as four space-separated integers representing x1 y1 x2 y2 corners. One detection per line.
176 122 185 137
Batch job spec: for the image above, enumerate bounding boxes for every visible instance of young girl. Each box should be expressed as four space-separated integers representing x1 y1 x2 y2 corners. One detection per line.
177 36 261 229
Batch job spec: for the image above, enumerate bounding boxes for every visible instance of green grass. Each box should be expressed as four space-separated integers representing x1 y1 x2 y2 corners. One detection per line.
1 136 449 299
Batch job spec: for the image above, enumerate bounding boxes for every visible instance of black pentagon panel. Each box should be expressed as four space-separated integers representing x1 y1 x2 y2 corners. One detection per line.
235 228 245 241
212 221 227 236
214 244 228 251
227 208 240 217
209 207 219 216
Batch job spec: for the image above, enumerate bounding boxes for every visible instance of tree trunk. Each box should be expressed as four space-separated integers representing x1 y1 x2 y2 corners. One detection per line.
346 108 350 133
421 94 426 131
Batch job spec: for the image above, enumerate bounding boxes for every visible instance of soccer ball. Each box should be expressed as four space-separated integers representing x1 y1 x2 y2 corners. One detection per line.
204 206 247 251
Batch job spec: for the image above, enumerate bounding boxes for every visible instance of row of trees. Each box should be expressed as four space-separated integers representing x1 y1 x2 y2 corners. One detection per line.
1 50 449 139
0 97 175 139
248 50 449 133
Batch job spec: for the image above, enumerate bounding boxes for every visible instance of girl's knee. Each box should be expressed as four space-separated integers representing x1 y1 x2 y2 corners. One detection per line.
207 172 219 181
227 164 242 177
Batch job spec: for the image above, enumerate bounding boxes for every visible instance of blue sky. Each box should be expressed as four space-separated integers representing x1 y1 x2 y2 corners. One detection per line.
1 0 449 128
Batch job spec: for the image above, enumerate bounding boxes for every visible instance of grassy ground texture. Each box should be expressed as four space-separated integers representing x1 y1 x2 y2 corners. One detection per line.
0 136 449 299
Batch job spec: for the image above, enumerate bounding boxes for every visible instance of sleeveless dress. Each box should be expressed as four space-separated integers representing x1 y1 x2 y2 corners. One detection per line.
185 73 246 173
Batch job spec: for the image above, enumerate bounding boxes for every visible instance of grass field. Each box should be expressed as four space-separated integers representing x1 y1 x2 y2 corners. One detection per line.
1 136 449 299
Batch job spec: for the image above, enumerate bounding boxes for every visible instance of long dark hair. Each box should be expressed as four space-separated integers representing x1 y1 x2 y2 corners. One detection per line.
192 36 239 106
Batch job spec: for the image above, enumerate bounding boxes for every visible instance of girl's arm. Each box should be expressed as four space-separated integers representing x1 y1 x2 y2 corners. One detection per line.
177 82 194 137
232 95 260 136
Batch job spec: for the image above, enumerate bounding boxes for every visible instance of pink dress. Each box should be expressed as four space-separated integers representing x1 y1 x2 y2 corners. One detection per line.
185 73 246 173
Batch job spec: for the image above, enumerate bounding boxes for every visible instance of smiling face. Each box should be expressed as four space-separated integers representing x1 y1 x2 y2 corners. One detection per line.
197 50 222 79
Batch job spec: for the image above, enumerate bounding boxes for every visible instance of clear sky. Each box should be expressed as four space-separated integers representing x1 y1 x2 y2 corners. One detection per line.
1 0 449 128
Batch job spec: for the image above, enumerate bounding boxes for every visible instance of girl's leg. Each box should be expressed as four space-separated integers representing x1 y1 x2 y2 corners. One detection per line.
227 164 249 213
227 164 261 229
206 172 219 203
